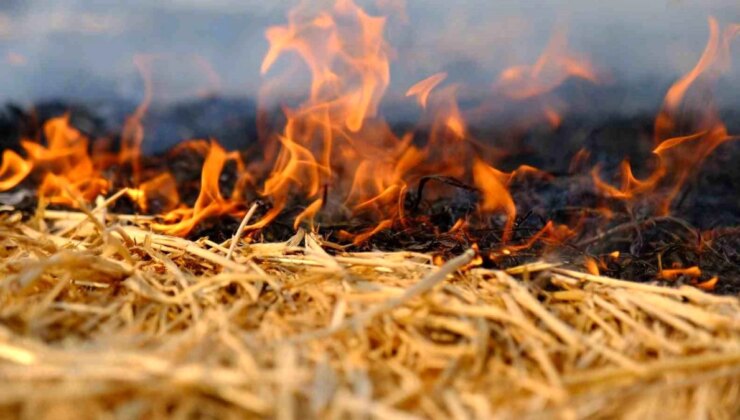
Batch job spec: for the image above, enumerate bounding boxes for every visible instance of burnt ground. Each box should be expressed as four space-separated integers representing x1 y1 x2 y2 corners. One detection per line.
1 99 739 294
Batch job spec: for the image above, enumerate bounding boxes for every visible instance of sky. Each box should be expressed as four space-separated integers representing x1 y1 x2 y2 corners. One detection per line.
0 0 738 108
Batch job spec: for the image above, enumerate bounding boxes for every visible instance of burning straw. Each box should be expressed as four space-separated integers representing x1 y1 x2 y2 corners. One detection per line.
0 2 739 418
0 206 738 419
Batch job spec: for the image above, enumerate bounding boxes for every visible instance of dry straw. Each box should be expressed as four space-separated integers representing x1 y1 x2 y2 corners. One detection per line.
0 202 739 419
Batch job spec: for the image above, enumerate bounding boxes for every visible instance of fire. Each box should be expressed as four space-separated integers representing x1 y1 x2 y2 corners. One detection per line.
0 0 589 244
593 18 738 215
472 159 553 243
1 115 110 207
695 277 718 291
418 84 471 179
654 19 739 143
0 150 32 191
472 159 516 241
254 0 407 238
120 54 224 187
659 266 702 281
488 220 577 261
119 55 153 186
495 26 598 100
585 257 600 276
260 0 390 133
126 173 180 213
151 140 243 236
493 25 599 128
406 72 448 109
0 0 736 284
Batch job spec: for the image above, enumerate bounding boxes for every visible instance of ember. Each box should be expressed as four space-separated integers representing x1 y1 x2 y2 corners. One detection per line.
0 1 739 418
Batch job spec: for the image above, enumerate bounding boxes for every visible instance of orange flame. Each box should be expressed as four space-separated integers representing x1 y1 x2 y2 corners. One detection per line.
487 24 600 130
261 0 390 133
120 55 154 186
495 26 598 100
659 266 702 281
0 150 32 191
472 159 517 241
253 0 411 236
126 173 180 213
0 115 110 206
593 17 738 215
1 0 736 269
695 276 718 291
152 140 242 236
490 220 577 260
120 54 224 186
406 72 448 109
585 257 600 276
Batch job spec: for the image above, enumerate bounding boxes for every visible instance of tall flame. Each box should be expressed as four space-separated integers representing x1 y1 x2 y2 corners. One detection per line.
254 0 405 236
594 17 738 215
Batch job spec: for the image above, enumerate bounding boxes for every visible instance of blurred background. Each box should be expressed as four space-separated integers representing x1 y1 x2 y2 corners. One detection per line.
0 0 738 150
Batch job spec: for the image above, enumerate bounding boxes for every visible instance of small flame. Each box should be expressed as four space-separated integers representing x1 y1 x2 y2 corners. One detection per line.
495 26 598 100
126 173 180 213
120 55 154 186
406 72 448 109
347 219 393 245
695 276 718 291
585 257 600 276
294 198 324 229
491 220 577 259
152 140 242 236
659 266 702 281
472 159 516 241
0 150 32 191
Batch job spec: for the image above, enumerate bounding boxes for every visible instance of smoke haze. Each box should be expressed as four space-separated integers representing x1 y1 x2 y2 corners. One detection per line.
0 0 738 112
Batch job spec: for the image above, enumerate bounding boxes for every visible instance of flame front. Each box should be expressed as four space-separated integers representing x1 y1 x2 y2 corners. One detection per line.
0 1 737 275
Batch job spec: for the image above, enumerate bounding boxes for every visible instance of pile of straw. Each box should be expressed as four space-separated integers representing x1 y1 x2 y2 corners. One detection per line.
0 201 739 419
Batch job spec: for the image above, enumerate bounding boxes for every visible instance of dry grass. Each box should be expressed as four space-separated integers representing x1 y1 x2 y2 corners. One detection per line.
0 203 739 419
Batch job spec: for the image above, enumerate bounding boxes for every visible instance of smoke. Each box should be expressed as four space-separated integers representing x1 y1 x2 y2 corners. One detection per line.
0 0 738 113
